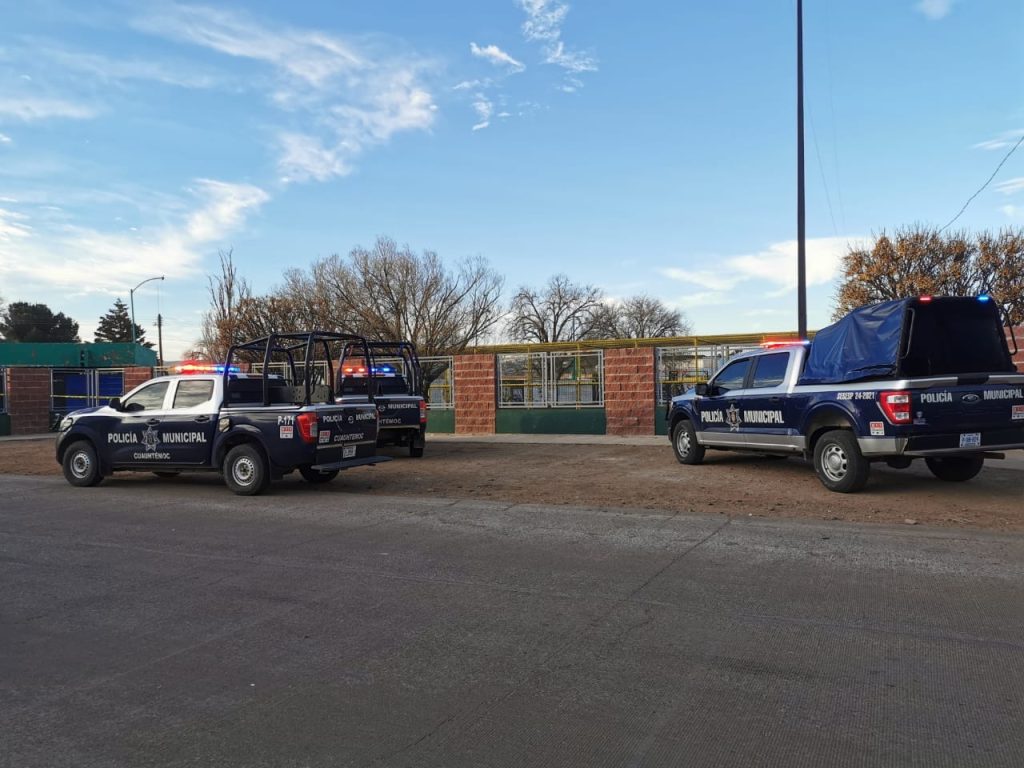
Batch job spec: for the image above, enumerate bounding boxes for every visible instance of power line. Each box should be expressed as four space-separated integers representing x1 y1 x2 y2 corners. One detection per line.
939 133 1024 233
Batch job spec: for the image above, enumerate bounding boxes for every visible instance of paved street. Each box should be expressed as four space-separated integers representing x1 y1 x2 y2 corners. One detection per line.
2 474 1023 767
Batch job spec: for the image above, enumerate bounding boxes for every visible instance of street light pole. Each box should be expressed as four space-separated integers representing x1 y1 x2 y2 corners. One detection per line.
129 276 164 346
797 0 807 339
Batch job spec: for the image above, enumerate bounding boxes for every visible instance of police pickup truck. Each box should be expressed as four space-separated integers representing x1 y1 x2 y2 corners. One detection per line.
667 296 1024 492
56 331 389 495
337 340 426 457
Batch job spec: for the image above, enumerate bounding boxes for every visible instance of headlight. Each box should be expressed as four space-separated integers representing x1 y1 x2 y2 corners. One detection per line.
59 417 74 431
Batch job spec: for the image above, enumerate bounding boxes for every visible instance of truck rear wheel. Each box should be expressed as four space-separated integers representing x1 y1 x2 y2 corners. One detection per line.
672 420 705 465
925 456 984 482
813 430 870 493
298 466 339 484
224 444 270 496
62 440 103 487
409 431 425 458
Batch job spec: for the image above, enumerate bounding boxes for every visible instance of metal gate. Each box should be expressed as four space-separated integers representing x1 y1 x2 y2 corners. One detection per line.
498 351 604 408
420 355 454 409
51 368 125 415
655 343 758 405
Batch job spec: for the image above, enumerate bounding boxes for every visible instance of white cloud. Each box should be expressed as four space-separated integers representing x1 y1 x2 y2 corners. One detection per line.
0 132 11 144
544 41 597 73
453 79 487 91
995 177 1024 195
0 179 269 294
0 208 32 240
0 97 97 122
472 96 493 131
915 0 956 19
36 46 222 89
1001 205 1022 219
973 129 1024 151
662 236 863 294
470 43 525 73
515 0 597 87
134 4 437 184
517 0 570 42
277 133 350 183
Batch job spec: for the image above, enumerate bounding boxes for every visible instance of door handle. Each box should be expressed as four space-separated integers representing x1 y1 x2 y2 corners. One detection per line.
194 415 211 423
770 397 782 403
146 418 160 426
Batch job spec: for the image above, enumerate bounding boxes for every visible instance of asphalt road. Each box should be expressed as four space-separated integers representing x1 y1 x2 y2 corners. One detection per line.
2 475 1023 768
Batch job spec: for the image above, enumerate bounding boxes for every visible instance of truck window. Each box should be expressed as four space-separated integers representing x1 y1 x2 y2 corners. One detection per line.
712 359 751 394
902 301 1014 376
122 381 170 411
750 353 789 388
173 380 214 409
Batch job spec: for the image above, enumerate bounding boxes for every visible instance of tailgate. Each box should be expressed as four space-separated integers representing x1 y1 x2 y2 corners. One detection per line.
906 379 1024 452
375 395 422 429
314 402 379 462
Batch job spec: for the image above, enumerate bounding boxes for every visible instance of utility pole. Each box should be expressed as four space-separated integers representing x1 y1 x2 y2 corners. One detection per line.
129 275 164 346
797 0 808 339
157 313 164 367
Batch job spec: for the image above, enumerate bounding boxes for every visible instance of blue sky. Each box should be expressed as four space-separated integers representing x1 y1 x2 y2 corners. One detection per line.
1 0 1022 358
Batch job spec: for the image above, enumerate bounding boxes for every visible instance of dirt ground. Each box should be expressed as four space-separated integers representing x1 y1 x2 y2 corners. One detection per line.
4 437 1023 531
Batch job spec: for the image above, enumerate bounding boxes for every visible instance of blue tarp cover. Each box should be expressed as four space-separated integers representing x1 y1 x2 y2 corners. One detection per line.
799 299 910 385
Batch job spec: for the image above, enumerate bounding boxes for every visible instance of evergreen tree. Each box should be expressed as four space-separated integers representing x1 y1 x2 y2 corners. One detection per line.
0 302 80 342
94 298 152 347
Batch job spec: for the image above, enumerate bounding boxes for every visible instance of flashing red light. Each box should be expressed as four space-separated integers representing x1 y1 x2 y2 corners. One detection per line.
760 339 810 349
296 412 319 443
342 365 369 376
879 390 912 425
918 296 933 303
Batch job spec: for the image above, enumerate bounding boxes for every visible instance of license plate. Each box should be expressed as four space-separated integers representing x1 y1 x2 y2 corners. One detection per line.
343 445 356 458
959 432 981 448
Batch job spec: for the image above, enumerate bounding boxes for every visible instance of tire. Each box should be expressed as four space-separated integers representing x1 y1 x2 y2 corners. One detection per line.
223 444 270 496
409 432 425 458
152 471 181 479
925 455 984 482
813 429 870 493
298 465 340 484
62 440 103 487
671 419 705 465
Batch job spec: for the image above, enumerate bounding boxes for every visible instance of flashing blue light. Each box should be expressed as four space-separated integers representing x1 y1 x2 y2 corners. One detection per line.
978 294 991 303
215 365 241 373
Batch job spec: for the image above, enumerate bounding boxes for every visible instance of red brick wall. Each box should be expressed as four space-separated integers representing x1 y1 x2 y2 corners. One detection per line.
123 367 154 392
7 368 52 435
604 348 656 436
1008 327 1024 370
454 354 496 434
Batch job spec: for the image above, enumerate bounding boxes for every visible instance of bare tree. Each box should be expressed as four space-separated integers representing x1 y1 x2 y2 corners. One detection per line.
199 248 252 361
508 274 604 343
585 295 691 339
305 236 504 355
834 225 1024 324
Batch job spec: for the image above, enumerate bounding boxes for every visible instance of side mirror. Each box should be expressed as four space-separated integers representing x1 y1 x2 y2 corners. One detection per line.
109 397 122 411
695 383 710 397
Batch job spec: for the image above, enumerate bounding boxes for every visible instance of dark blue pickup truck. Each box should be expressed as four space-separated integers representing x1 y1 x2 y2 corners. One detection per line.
56 331 389 495
667 296 1024 492
337 340 427 457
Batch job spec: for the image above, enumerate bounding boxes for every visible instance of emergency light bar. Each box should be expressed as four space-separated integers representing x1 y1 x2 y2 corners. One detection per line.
341 364 396 377
760 340 811 349
174 361 240 374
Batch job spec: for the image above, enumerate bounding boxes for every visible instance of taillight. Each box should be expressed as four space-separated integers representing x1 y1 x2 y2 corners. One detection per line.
296 412 319 443
879 391 911 425
419 399 427 424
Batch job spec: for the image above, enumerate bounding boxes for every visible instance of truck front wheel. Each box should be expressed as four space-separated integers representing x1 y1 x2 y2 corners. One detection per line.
224 444 270 496
672 420 705 465
925 456 984 482
62 440 103 487
813 430 870 493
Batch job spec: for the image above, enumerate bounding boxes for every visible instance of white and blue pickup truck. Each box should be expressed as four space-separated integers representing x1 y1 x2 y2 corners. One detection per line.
56 331 389 495
667 296 1024 492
